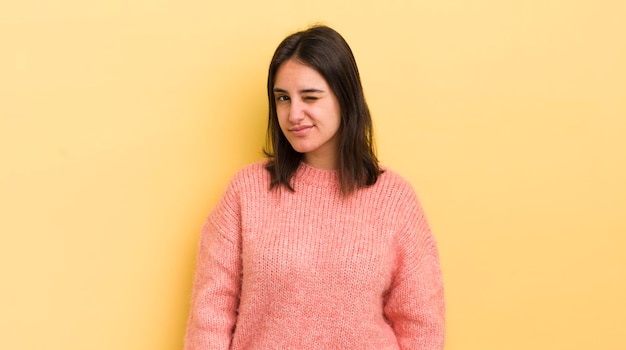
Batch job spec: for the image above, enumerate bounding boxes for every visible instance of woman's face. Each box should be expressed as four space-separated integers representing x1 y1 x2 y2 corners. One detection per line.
273 59 341 170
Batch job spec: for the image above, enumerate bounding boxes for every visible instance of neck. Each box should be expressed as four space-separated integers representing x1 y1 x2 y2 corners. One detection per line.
303 153 337 170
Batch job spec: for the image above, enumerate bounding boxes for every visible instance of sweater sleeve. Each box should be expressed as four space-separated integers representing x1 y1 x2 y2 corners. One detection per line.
185 178 243 350
383 189 445 350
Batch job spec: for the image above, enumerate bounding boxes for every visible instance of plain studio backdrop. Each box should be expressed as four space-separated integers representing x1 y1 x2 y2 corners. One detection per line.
1 1 624 349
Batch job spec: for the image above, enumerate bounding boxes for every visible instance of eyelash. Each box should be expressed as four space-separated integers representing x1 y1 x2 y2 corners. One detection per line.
275 96 318 102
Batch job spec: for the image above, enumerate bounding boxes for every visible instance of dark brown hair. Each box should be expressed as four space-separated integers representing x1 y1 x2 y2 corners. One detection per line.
264 25 381 195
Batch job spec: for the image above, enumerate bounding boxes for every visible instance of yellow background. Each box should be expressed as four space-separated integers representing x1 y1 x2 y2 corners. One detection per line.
1 1 624 349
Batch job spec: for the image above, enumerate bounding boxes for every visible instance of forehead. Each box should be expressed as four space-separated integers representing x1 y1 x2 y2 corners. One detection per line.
274 59 329 90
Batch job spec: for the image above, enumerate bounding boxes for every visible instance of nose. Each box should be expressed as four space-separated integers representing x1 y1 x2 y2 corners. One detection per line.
288 100 305 124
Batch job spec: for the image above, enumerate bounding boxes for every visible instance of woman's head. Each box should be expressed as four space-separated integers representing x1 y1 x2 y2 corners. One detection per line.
264 25 381 195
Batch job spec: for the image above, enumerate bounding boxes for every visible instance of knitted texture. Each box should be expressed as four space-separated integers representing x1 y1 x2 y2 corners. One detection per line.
185 161 445 349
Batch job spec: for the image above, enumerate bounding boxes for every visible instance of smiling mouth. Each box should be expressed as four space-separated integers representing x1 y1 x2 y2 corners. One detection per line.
289 125 313 132
289 125 314 136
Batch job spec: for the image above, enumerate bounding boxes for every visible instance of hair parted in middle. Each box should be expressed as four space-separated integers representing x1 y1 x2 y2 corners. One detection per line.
264 25 382 196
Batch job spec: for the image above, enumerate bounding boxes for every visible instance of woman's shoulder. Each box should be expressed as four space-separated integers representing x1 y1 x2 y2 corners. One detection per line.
376 165 417 193
368 164 425 208
235 159 269 176
228 159 271 190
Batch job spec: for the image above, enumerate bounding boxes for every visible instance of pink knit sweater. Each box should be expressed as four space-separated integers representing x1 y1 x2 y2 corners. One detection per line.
185 161 445 349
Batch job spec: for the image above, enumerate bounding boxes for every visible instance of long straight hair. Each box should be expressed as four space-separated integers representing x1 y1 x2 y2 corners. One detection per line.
264 25 381 195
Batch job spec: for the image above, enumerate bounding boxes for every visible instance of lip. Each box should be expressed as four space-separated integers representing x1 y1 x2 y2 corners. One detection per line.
289 125 313 136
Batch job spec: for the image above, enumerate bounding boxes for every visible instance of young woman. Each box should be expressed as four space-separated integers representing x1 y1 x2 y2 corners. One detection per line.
185 25 445 349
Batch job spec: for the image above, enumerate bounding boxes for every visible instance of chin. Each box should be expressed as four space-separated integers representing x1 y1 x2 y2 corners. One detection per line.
289 142 315 154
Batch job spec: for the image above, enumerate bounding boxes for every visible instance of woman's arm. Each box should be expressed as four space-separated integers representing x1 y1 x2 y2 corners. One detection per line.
384 191 445 349
185 182 242 349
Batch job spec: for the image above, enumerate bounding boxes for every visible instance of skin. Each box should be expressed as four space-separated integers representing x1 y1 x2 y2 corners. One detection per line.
273 59 341 170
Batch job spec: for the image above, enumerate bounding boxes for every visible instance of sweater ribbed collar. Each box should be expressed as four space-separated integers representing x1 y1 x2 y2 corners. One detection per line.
293 161 340 188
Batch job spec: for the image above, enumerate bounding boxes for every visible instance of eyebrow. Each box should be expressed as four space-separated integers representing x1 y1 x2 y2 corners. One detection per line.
273 88 326 94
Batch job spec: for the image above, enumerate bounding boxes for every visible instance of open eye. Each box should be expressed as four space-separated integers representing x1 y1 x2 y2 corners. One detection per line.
276 95 290 102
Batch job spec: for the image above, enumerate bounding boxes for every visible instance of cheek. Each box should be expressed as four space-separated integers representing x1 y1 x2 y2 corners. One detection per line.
324 99 341 128
329 106 342 130
275 108 287 126
276 114 290 136
278 103 293 117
